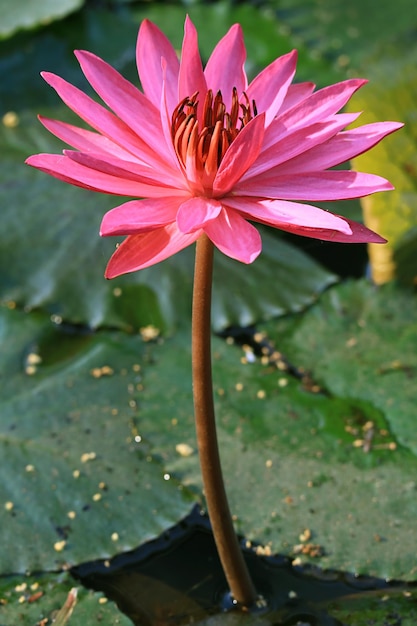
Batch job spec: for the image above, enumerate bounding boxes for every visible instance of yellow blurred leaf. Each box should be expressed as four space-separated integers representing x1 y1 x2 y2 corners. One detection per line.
347 52 417 284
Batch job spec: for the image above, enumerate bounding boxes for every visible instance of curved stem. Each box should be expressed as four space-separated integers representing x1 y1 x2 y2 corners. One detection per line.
192 233 258 607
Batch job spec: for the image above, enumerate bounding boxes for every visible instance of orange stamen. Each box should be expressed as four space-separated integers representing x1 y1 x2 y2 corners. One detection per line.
171 88 257 186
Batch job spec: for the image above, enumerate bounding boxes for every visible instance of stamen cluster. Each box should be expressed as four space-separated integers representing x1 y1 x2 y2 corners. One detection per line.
171 88 257 182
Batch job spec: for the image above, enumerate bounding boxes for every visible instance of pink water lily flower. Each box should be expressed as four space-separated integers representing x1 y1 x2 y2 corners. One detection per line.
27 17 402 278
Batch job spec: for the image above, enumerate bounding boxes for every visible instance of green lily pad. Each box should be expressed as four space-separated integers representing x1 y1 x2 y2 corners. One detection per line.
136 280 417 580
270 0 416 73
0 0 84 40
0 572 132 626
271 280 417 456
0 8 140 112
1 275 416 621
0 305 193 575
325 590 417 626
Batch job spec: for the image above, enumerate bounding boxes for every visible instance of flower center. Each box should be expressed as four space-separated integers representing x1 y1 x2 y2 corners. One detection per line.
171 88 257 186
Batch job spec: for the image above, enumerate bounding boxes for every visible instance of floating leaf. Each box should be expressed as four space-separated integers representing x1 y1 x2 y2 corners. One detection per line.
0 306 192 575
270 0 415 73
137 281 417 580
0 0 84 40
326 591 417 626
0 573 132 626
0 8 140 111
4 281 416 580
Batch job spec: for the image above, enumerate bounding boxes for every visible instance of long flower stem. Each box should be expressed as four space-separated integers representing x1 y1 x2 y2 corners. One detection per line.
192 233 258 607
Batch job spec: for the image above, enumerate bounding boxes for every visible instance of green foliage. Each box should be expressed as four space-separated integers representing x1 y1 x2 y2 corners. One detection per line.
272 280 417 455
1 280 417 624
0 306 193 574
0 0 84 39
137 281 417 580
326 592 417 626
271 0 415 73
0 573 132 626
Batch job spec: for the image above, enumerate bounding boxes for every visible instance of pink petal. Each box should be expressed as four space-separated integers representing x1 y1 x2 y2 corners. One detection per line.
176 197 222 233
159 60 190 179
203 207 261 263
74 50 177 170
64 150 185 190
280 82 316 113
224 197 352 234
178 16 207 109
235 170 393 201
38 116 135 160
245 113 360 179
269 216 387 244
204 24 247 111
246 50 297 127
275 121 404 175
214 113 265 195
136 19 180 113
100 197 184 236
104 224 200 278
265 79 367 149
41 72 159 164
26 153 186 198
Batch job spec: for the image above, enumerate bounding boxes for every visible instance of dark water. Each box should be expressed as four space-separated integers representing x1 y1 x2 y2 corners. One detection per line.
71 505 409 626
